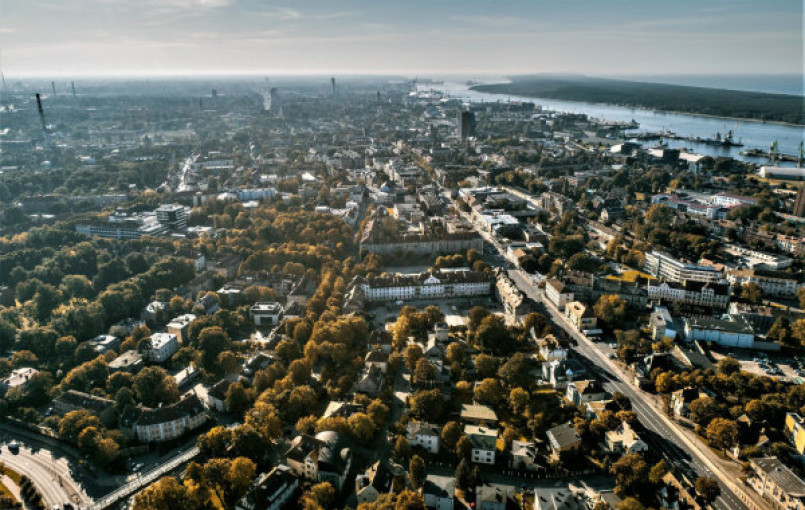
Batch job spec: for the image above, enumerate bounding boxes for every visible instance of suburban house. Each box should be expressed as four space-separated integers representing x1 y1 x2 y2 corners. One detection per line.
565 301 598 331
547 423 582 454
423 475 455 510
284 432 353 490
510 440 539 470
476 484 516 510
605 422 649 454
355 460 403 504
235 464 299 510
250 302 284 327
206 379 232 412
543 358 588 389
460 404 499 427
406 421 440 454
144 332 179 363
464 425 498 465
671 387 710 418
566 380 608 407
167 314 196 344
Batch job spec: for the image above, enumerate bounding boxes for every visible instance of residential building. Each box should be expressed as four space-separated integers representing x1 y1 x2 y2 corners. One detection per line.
476 484 515 510
406 421 440 454
650 306 678 341
108 351 144 373
206 380 231 412
644 251 722 283
747 456 805 510
726 268 799 298
543 358 588 390
544 279 573 310
365 350 389 373
144 332 179 363
464 425 497 465
565 301 598 331
671 387 710 418
235 465 299 510
284 432 353 490
0 367 39 394
496 270 531 324
125 392 207 443
546 423 582 454
605 422 648 454
355 461 402 504
167 314 196 344
53 390 116 425
423 475 455 510
250 302 283 327
566 380 607 407
647 281 731 309
533 334 568 361
510 440 539 470
460 404 499 427
346 269 493 303
89 334 121 354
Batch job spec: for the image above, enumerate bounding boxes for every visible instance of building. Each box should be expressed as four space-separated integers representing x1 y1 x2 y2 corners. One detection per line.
684 315 755 349
794 188 805 218
89 334 121 354
566 380 607 407
283 432 353 490
108 351 144 373
457 110 476 140
406 421 440 454
460 404 499 427
250 302 284 327
125 392 207 443
53 390 116 425
476 484 515 510
785 413 805 456
605 422 648 454
144 332 179 363
546 423 582 454
647 281 731 309
650 306 678 341
758 166 805 180
510 440 539 470
423 475 455 510
206 379 231 412
346 269 493 303
544 279 574 311
496 270 531 324
726 268 799 298
76 212 168 240
747 456 805 510
565 301 598 332
167 314 196 344
543 358 588 390
359 220 483 256
355 460 402 504
671 387 709 418
464 425 497 465
644 251 722 283
235 464 299 510
0 367 39 394
533 334 568 361
155 204 188 230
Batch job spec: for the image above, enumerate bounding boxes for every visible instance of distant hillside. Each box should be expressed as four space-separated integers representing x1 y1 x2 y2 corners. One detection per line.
471 75 804 125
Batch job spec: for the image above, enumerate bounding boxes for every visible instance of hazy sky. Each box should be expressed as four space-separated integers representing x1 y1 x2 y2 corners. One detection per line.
1 0 802 77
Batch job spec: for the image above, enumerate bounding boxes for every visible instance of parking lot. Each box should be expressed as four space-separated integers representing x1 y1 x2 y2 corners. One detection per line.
712 350 803 382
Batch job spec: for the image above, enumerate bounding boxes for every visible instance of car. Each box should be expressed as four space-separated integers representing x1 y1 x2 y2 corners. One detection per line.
8 442 19 453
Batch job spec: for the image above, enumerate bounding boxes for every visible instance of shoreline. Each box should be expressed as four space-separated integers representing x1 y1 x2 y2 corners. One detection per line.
469 85 805 128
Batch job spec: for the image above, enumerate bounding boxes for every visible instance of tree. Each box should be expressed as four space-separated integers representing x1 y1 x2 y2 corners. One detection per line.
474 354 499 379
348 413 377 444
509 387 530 415
717 357 741 375
409 455 426 489
203 458 232 502
689 397 725 427
455 458 471 491
404 344 423 372
615 498 644 510
409 390 443 422
740 283 762 304
441 421 463 453
197 426 233 458
498 352 531 388
245 401 282 441
367 400 389 428
594 294 627 327
225 382 251 416
59 410 101 442
475 315 513 354
474 378 504 406
394 435 410 459
456 435 471 460
304 482 335 509
394 489 426 510
648 460 668 485
799 287 805 309
610 453 647 496
132 476 200 510
706 418 738 455
413 359 437 385
133 366 180 407
467 306 490 333
227 457 256 500
695 476 721 505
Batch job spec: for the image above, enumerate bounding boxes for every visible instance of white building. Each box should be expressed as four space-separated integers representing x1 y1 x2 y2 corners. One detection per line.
250 302 283 326
644 251 722 283
758 166 805 180
406 421 440 454
348 269 493 303
464 425 497 465
647 281 731 308
605 422 649 454
145 332 179 363
684 316 755 348
544 279 573 311
0 367 39 394
130 393 207 442
727 269 798 298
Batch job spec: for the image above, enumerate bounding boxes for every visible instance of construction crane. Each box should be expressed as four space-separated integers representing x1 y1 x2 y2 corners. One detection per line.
36 93 50 148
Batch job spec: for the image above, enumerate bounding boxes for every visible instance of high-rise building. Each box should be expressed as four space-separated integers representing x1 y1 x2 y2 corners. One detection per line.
269 87 283 116
793 188 805 218
457 110 475 139
156 204 187 230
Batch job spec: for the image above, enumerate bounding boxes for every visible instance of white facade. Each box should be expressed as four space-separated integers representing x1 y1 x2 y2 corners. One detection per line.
406 422 440 454
146 333 179 363
684 316 755 348
647 282 730 308
250 302 283 326
544 279 573 311
359 271 492 303
644 251 722 283
727 270 798 298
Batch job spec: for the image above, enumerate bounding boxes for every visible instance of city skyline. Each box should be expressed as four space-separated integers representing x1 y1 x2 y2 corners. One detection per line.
1 0 802 77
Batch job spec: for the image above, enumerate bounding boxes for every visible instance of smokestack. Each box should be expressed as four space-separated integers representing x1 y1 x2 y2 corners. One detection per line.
71 81 76 97
51 81 56 96
331 77 336 96
36 93 50 148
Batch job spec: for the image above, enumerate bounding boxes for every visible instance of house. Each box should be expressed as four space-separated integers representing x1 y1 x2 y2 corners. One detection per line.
747 456 805 510
650 306 678 341
365 350 389 373
460 404 499 427
323 401 364 419
544 279 573 311
0 367 39 394
429 323 450 343
657 471 701 510
207 379 232 412
53 390 116 425
476 484 516 510
785 413 805 456
354 366 384 396
565 301 598 331
543 358 588 389
533 333 567 361
464 425 498 465
167 314 196 344
235 464 299 510
423 475 455 510
194 293 220 315
533 488 587 510
566 380 607 407
144 332 179 363
510 440 539 470
141 300 167 325
241 352 275 380
89 334 122 354
406 421 440 454
284 432 353 490
671 387 709 418
125 392 207 443
546 423 582 454
250 302 283 327
605 422 648 454
423 338 446 363
355 460 403 504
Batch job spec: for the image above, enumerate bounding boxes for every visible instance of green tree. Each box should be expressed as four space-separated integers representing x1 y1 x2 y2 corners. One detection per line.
610 453 648 496
706 418 738 455
695 476 721 505
409 455 426 489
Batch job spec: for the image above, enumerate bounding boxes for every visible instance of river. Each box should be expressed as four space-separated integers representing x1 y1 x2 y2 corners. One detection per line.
426 82 804 166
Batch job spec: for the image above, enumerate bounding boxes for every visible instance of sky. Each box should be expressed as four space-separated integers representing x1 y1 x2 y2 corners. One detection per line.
0 0 802 78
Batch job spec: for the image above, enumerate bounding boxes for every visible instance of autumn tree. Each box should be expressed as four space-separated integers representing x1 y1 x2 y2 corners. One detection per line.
409 455 426 489
610 453 648 496
594 294 627 328
706 418 738 455
695 476 721 505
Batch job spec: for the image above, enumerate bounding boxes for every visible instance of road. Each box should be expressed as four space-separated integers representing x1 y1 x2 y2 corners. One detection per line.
0 442 90 509
507 269 753 510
